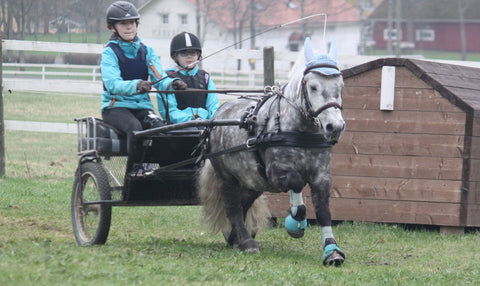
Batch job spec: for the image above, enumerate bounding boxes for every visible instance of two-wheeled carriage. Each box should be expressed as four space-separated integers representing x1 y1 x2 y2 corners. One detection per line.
71 116 239 246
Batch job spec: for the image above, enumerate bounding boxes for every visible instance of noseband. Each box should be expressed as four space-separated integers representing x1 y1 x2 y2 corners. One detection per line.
301 64 343 124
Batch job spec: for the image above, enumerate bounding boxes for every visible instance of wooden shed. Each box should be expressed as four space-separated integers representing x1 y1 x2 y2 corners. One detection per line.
267 58 480 231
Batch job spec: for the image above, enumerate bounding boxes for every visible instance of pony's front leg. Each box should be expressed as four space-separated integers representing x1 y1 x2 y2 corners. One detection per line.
285 190 307 238
265 160 307 238
311 183 345 266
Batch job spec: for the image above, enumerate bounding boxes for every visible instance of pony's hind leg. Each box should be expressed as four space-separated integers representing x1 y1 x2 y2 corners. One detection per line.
223 189 262 247
310 183 345 266
222 186 261 253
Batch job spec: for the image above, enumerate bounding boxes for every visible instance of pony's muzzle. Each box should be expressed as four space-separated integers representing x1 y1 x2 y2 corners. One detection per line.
324 120 345 141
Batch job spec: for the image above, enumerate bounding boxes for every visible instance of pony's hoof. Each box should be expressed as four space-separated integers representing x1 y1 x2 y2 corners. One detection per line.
287 228 305 239
244 247 260 254
239 238 260 253
322 244 345 267
324 250 344 266
285 214 307 239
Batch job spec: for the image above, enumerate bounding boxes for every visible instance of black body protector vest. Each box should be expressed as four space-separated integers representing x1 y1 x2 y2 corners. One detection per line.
107 42 148 81
167 69 209 110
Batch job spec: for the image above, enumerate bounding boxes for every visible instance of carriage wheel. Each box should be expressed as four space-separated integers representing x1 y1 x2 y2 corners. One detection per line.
71 161 112 246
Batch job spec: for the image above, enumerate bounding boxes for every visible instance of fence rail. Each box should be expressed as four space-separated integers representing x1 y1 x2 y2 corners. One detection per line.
3 62 290 94
2 40 297 94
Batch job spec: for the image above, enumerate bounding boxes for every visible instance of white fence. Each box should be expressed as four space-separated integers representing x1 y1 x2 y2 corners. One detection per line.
2 62 287 94
1 40 300 133
2 40 298 95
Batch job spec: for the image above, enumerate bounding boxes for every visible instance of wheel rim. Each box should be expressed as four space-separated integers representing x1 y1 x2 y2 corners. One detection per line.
74 172 102 243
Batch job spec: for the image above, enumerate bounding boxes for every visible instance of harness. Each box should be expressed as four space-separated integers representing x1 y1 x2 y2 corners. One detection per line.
234 82 339 177
155 64 343 176
198 64 343 177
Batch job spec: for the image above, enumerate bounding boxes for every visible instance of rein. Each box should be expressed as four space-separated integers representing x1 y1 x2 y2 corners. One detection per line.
149 88 266 94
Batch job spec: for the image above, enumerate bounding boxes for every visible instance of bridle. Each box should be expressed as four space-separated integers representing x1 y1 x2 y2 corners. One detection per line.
238 63 344 135
300 64 343 126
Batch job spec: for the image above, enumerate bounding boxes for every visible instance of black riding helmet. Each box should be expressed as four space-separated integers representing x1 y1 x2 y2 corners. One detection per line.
106 1 140 27
170 32 202 59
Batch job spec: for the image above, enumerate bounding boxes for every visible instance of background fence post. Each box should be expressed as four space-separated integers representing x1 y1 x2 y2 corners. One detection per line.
0 40 5 177
263 46 274 86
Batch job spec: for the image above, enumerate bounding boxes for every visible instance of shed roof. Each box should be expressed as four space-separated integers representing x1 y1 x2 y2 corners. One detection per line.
342 58 480 114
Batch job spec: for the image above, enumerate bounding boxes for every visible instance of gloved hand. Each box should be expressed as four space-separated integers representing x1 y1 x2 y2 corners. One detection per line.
172 80 188 90
137 80 152 93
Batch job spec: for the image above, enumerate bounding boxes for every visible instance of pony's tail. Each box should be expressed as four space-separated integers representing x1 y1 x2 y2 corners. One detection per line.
197 159 229 234
197 159 271 236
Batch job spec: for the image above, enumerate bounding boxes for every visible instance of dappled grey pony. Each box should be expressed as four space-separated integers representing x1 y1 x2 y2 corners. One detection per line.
198 37 346 266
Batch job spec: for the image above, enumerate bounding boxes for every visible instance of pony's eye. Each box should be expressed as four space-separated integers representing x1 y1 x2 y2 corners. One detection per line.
310 85 318 92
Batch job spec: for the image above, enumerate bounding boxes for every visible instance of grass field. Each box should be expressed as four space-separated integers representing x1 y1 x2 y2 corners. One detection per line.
1 91 480 285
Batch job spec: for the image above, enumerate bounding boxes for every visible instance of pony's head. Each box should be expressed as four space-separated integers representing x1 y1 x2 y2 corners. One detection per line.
301 37 345 142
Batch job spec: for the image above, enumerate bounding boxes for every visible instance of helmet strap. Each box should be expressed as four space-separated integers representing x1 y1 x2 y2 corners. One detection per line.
110 29 137 43
174 53 202 71
178 63 193 71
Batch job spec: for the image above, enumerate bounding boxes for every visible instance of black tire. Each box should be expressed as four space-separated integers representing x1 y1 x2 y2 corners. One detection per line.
71 161 112 246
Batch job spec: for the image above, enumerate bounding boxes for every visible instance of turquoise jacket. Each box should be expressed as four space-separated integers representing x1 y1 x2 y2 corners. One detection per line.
101 37 175 112
157 66 219 123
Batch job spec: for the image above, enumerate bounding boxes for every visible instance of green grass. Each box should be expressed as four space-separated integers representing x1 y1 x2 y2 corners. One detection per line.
23 32 112 44
1 176 480 286
4 91 101 122
2 92 480 285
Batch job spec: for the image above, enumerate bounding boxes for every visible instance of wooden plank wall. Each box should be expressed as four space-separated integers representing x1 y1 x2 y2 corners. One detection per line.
267 66 468 226
466 114 480 225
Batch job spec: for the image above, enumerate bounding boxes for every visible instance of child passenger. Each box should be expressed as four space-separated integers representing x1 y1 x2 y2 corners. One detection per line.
157 32 219 124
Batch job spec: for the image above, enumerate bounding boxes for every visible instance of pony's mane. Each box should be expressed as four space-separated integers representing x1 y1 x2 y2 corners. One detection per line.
284 54 306 96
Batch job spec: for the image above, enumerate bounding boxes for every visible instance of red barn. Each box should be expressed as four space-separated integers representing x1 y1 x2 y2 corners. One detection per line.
368 0 480 52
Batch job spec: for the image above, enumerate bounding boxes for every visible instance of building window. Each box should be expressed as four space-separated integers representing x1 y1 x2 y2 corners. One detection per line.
383 29 401 41
161 14 169 24
416 29 435 42
180 14 188 25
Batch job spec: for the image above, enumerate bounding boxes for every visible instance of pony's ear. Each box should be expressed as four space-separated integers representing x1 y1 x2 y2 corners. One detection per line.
328 39 337 61
304 37 316 63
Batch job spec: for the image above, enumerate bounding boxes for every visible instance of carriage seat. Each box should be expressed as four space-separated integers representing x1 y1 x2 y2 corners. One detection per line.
75 116 127 155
